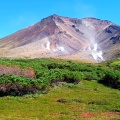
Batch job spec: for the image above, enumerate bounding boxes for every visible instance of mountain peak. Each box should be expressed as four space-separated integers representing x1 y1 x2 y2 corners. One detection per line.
40 14 64 24
52 14 59 17
0 14 119 62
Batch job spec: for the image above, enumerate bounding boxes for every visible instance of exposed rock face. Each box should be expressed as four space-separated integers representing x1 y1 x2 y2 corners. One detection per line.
0 14 120 62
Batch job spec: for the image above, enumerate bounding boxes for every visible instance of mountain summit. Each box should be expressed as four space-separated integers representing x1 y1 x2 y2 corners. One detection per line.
0 14 120 62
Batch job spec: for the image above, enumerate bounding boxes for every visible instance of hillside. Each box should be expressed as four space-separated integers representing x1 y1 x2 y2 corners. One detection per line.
0 15 120 62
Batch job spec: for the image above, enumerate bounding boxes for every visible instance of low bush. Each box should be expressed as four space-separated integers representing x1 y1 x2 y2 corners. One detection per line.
0 83 40 96
0 74 49 96
99 70 120 89
0 58 120 96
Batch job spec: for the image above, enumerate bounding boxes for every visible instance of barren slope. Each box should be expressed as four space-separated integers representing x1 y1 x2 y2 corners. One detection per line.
0 14 120 62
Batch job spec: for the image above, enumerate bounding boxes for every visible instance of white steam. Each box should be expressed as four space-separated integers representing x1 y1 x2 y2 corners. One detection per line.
91 43 104 62
46 41 50 50
53 46 65 52
58 46 64 52
93 43 97 51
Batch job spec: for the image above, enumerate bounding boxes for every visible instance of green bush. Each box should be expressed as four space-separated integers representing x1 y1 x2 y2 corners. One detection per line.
99 70 120 89
0 74 49 96
0 58 120 96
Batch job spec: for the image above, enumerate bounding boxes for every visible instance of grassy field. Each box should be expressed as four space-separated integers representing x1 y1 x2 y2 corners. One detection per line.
0 80 120 120
0 58 120 119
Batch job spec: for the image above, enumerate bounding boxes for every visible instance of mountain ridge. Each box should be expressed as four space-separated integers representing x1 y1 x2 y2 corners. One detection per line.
0 14 120 62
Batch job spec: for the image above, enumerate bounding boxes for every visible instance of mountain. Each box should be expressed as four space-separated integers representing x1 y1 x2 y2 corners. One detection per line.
0 14 120 62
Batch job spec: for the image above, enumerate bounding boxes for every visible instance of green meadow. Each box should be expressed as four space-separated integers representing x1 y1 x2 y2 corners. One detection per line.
0 58 120 119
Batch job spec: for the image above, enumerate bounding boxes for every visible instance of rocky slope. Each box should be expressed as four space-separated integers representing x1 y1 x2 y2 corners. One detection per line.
0 14 120 62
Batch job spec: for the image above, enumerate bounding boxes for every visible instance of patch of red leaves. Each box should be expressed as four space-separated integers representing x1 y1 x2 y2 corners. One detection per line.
78 112 120 119
80 112 94 118
100 112 120 118
0 65 36 78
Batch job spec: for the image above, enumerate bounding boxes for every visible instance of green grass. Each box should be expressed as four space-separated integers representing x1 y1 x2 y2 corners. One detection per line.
0 58 120 119
102 58 120 71
0 80 120 120
109 60 120 71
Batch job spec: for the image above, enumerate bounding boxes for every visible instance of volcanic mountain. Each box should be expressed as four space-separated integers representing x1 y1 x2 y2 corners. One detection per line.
0 14 120 62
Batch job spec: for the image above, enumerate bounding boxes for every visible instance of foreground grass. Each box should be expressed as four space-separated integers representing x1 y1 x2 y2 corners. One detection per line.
0 80 120 120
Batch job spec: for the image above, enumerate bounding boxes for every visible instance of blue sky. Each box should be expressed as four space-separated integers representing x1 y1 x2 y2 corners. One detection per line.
0 0 120 38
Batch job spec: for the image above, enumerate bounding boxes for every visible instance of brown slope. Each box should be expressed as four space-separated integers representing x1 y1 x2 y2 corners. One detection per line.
0 14 120 62
0 15 58 49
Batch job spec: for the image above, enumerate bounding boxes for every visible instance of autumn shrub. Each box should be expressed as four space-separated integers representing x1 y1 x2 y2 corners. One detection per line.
0 65 36 78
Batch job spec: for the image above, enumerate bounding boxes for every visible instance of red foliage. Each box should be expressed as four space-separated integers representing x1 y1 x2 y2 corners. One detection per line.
0 65 36 78
80 112 93 118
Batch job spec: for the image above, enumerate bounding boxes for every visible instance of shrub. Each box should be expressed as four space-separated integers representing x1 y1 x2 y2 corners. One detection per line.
0 83 40 96
83 72 99 81
99 70 120 89
0 74 49 96
63 71 84 84
49 69 84 84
